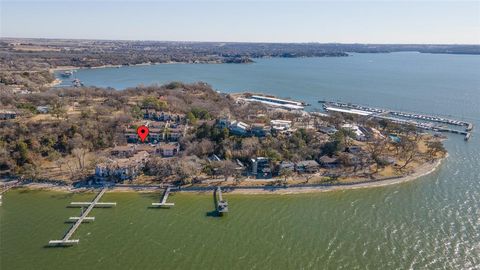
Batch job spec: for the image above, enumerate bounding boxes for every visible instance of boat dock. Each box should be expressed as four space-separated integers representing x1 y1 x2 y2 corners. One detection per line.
151 186 175 207
321 100 474 140
48 187 116 246
216 187 228 214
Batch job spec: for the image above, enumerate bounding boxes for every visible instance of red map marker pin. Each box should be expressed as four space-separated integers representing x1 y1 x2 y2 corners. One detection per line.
136 125 149 143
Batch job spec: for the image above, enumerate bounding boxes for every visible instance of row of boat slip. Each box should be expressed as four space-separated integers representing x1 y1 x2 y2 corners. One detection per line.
389 111 469 127
320 100 473 132
321 101 386 114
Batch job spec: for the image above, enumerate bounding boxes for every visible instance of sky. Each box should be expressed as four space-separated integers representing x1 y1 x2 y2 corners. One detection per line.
1 0 479 44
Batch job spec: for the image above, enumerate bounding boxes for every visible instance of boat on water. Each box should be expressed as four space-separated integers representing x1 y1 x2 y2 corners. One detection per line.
60 70 74 78
72 78 84 87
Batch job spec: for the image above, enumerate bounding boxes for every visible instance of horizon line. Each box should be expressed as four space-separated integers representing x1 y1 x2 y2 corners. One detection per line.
1 36 479 46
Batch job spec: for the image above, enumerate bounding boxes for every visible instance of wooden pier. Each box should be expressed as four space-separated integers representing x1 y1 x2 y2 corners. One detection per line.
151 186 175 207
48 187 116 246
216 187 228 214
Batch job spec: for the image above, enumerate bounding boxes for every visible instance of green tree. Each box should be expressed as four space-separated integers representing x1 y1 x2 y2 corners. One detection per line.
279 168 294 184
130 105 143 119
51 102 67 119
141 96 167 111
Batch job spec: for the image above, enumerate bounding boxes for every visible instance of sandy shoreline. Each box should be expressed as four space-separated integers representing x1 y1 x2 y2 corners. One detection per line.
10 158 444 195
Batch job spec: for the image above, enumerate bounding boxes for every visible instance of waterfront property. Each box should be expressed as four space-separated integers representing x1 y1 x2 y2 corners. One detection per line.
295 160 320 173
319 155 340 168
251 157 272 179
95 151 149 183
157 143 180 157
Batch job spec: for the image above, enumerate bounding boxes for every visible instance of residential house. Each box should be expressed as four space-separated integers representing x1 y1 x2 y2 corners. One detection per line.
148 128 164 143
95 151 149 183
36 106 49 114
319 126 338 135
229 121 250 136
165 126 183 141
217 118 230 129
125 128 138 143
270 120 292 131
251 157 272 179
251 123 270 137
295 160 320 173
278 161 295 174
342 124 367 141
318 155 340 168
157 143 179 157
0 110 16 120
143 110 185 123
110 145 136 158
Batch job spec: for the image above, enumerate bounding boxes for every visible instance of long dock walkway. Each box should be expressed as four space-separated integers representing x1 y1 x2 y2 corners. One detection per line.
49 187 116 246
152 186 175 207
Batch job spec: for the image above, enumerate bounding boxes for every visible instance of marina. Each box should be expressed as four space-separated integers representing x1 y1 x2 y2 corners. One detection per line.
320 101 474 140
48 187 116 246
239 95 306 110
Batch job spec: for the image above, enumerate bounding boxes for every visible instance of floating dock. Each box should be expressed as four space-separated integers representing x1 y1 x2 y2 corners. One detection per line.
239 95 305 110
321 100 474 140
48 187 116 246
151 186 175 207
216 187 228 214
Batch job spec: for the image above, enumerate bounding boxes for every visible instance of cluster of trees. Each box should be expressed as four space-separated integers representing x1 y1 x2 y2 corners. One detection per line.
0 86 136 180
0 80 447 183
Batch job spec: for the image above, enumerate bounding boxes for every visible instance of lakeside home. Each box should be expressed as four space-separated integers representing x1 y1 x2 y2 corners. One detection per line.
95 151 149 183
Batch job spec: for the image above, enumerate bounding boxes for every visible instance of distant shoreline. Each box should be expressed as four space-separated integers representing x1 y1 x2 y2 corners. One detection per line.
12 157 444 195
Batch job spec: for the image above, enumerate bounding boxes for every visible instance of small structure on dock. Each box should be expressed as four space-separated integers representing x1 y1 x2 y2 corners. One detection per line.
48 187 116 246
216 187 229 214
151 186 175 207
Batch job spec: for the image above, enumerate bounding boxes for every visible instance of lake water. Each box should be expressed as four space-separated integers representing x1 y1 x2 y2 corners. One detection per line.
2 53 480 269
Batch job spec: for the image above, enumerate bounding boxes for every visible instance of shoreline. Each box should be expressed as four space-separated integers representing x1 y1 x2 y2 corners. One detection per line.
49 60 238 73
11 157 444 195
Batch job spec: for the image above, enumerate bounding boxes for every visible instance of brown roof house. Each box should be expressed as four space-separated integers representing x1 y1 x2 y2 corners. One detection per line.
156 143 180 157
95 151 149 183
295 160 320 173
318 155 339 168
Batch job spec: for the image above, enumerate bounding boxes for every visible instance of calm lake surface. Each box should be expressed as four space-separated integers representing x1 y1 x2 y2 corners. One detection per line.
2 53 480 269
